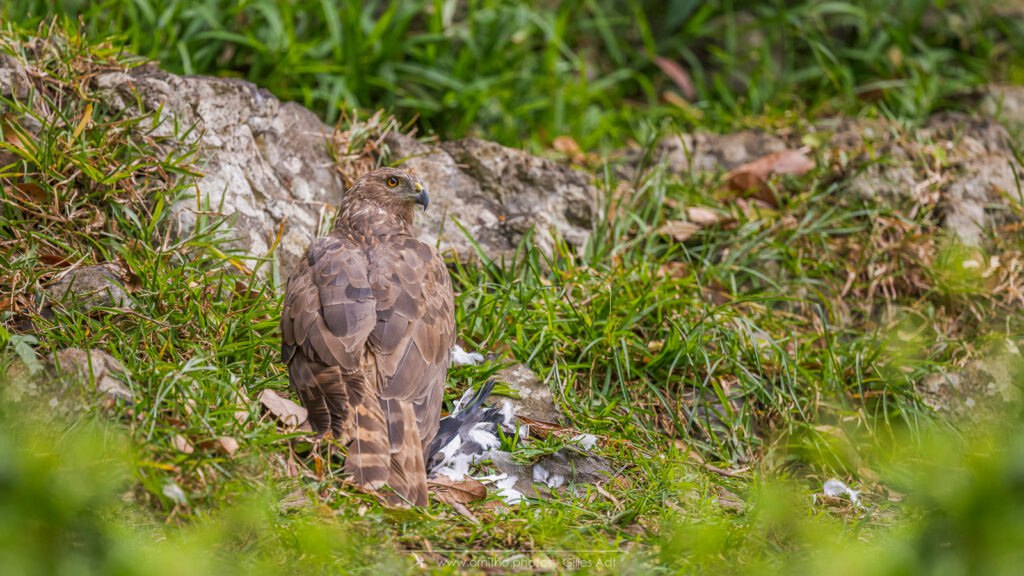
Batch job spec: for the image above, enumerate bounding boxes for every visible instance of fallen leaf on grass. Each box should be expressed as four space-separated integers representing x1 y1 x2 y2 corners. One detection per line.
685 206 725 226
726 149 814 206
595 483 622 509
258 389 312 432
552 135 596 166
172 434 194 454
655 56 696 100
656 261 689 280
552 135 581 156
12 182 47 204
428 475 487 523
673 437 705 463
428 474 487 504
216 436 239 456
1 113 38 155
516 415 591 442
38 253 71 267
655 220 701 242
230 386 251 425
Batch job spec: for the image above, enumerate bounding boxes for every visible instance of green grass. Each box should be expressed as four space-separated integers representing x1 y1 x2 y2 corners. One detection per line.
1 7 1024 576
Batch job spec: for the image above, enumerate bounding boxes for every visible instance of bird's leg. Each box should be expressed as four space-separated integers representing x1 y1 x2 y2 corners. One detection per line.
310 436 325 480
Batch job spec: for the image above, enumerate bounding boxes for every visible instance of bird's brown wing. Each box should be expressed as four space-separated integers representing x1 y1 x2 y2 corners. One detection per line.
281 232 454 506
367 235 455 454
280 234 390 485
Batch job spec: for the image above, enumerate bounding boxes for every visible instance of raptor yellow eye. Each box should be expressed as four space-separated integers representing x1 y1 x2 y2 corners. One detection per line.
386 176 400 188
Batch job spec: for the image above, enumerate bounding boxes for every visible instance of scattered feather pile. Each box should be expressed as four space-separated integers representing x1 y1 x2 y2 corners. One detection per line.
425 381 614 506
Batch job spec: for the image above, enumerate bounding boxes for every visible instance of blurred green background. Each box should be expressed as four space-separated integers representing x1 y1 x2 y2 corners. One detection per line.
5 0 1023 147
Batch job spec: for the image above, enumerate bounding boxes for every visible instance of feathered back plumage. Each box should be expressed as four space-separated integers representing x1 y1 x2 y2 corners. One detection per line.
280 168 454 506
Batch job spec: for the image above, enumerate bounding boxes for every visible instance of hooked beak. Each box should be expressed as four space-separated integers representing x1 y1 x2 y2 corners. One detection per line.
413 181 429 211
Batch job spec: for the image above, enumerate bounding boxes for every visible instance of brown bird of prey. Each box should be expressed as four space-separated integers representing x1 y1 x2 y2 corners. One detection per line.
279 168 454 506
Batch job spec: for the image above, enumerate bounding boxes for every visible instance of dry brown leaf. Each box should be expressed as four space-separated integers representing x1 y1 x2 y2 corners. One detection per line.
685 206 722 226
480 498 510 513
216 436 239 456
1 113 37 154
428 475 487 518
449 500 480 523
656 261 690 280
663 90 691 111
726 149 815 206
516 415 583 441
611 476 633 492
230 387 251 425
654 56 696 100
552 135 580 154
14 182 47 204
172 434 194 454
655 220 701 242
594 483 622 510
39 253 71 267
258 389 312 432
428 474 487 502
551 135 595 166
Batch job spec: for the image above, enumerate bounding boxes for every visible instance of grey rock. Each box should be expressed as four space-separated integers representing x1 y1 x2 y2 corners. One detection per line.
624 130 787 179
87 64 598 281
812 113 1019 244
489 363 562 423
19 348 135 407
43 264 134 317
925 115 1020 245
49 348 133 402
917 340 1022 418
980 85 1024 125
0 52 31 99
628 112 1022 245
93 65 344 281
387 134 596 262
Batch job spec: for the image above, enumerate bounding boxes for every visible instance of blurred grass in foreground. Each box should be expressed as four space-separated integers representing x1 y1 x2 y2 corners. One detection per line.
0 392 404 576
2 381 1022 575
662 400 1024 575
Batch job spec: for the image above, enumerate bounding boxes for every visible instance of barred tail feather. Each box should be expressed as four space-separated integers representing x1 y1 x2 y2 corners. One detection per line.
344 396 391 490
381 399 428 506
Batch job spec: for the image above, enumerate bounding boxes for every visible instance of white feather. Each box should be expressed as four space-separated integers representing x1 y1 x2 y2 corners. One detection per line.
467 424 501 452
571 433 599 450
823 478 862 505
478 472 524 505
451 345 485 366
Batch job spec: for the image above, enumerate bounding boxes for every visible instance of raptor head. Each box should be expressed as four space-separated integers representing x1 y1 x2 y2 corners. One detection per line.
342 168 428 226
